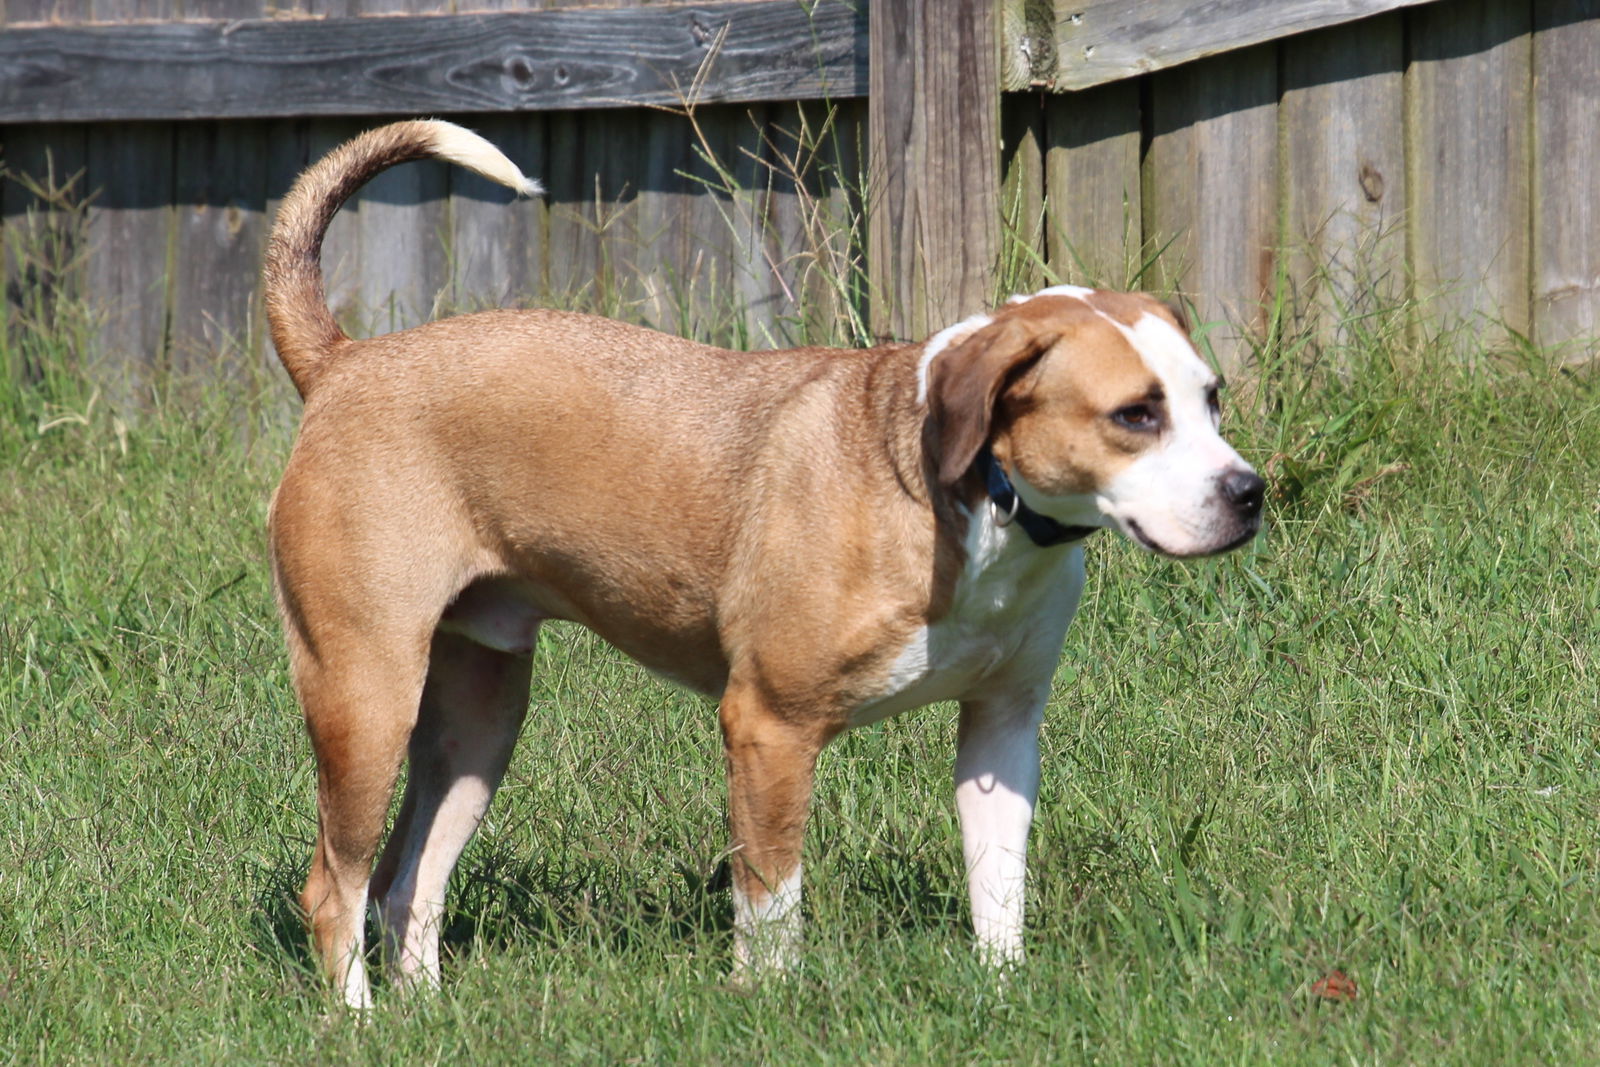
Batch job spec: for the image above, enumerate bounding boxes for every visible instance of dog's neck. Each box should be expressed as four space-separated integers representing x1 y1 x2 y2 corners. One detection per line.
975 446 1097 548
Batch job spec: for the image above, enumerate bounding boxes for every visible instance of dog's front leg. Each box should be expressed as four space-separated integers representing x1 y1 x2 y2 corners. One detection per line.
719 682 837 977
955 690 1048 966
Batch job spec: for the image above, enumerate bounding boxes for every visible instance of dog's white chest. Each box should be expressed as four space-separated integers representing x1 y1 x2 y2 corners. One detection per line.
849 525 1086 727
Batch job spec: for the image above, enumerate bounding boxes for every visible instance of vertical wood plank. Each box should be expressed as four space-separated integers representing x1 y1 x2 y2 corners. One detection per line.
821 98 868 344
1281 13 1406 345
300 0 445 17
593 108 643 318
84 0 179 393
353 149 449 334
5 0 87 23
680 103 763 344
438 0 549 313
632 106 691 331
166 0 270 381
345 0 453 334
84 121 175 391
725 103 786 348
543 110 601 310
762 99 869 347
1532 0 1600 357
1144 43 1279 371
180 0 265 21
448 114 545 312
869 0 1002 340
169 119 268 380
1000 92 1046 297
1042 78 1141 288
1 126 90 381
1405 0 1532 339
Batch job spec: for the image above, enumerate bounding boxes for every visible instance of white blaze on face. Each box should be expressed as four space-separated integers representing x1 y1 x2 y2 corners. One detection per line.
1007 283 1095 304
1095 312 1253 555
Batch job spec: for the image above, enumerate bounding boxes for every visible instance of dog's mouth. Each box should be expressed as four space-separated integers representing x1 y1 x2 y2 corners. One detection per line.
1124 519 1164 554
1125 518 1259 558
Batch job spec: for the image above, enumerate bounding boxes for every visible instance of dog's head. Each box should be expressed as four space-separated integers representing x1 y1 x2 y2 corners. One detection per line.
922 286 1263 558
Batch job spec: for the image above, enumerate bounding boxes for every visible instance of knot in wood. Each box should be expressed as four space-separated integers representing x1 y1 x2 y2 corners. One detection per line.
504 55 534 85
1358 162 1384 204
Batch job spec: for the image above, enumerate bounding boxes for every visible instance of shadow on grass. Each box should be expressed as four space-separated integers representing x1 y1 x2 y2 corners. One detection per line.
248 848 318 994
439 843 734 961
246 836 1059 987
844 849 968 935
245 841 736 992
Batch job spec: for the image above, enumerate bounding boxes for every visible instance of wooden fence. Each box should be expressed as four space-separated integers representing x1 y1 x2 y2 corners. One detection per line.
1 0 1596 394
988 0 1600 365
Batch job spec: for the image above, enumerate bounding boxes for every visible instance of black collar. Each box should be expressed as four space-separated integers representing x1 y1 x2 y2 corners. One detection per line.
977 446 1098 548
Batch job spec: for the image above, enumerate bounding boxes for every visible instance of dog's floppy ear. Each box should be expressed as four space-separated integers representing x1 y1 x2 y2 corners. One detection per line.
927 319 1060 489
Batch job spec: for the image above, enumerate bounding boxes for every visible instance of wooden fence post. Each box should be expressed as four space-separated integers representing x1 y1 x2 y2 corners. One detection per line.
1532 0 1600 356
868 0 1003 340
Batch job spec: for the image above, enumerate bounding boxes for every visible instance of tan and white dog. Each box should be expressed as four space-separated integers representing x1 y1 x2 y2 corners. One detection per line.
263 120 1264 1008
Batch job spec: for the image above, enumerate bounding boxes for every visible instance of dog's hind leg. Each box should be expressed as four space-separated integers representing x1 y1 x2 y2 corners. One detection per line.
295 635 431 1011
370 628 534 992
719 681 840 977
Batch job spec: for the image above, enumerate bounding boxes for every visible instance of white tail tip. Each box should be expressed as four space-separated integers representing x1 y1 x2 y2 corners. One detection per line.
422 120 543 198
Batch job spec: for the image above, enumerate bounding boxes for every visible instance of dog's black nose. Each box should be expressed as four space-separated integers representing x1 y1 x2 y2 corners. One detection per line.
1220 469 1265 517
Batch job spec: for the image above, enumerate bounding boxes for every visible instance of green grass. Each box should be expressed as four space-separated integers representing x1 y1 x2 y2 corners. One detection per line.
2 289 1598 1065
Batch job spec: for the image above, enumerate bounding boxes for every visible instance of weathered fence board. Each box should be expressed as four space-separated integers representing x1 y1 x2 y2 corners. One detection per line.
763 100 867 345
1000 0 1053 91
169 120 268 377
1042 79 1142 288
447 113 546 312
1532 0 1600 353
1280 13 1407 337
1407 0 1531 336
1143 44 1279 369
84 123 174 382
634 108 693 328
713 104 780 341
690 103 779 342
1001 95 1047 292
1 124 89 375
354 154 450 336
869 0 1003 340
0 2 867 123
1040 0 1438 90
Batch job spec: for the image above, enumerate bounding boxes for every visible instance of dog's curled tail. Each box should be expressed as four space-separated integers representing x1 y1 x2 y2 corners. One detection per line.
263 120 541 397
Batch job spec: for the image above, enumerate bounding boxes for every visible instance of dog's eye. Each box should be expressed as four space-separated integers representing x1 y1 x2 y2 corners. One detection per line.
1112 403 1160 431
1206 384 1221 414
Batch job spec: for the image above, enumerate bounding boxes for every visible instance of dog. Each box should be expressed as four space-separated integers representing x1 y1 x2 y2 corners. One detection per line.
263 120 1265 1009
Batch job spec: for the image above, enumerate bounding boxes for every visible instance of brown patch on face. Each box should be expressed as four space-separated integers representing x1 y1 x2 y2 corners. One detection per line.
925 302 1073 487
987 294 1178 497
926 291 1197 495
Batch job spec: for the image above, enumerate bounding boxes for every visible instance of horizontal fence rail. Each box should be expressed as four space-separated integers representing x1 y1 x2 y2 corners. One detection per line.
0 1 866 123
1002 0 1438 90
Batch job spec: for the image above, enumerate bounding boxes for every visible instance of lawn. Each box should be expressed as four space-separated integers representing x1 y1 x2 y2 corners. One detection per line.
1 299 1597 1063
